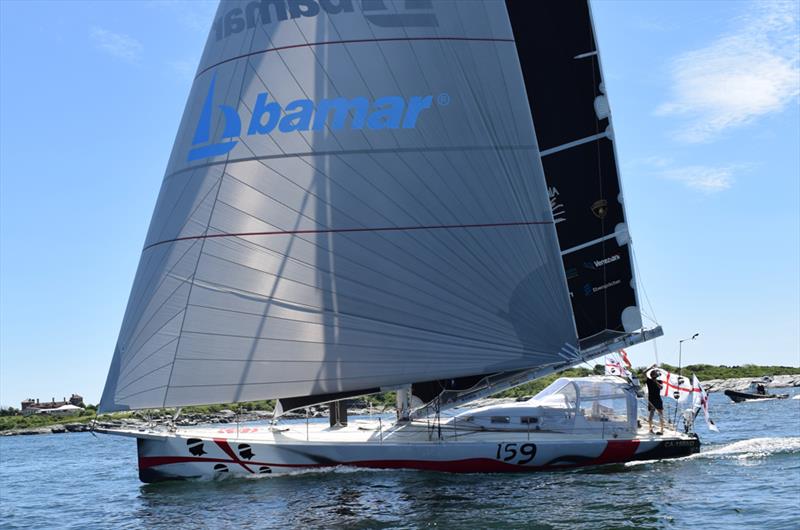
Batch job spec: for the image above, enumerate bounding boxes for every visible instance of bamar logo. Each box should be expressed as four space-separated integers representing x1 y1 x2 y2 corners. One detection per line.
214 0 438 41
188 73 443 162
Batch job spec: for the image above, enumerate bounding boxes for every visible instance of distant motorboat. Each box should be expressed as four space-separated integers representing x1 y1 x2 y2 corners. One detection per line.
724 380 789 403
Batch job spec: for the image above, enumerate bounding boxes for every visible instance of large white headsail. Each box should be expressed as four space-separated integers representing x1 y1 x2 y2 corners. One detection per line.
100 0 577 412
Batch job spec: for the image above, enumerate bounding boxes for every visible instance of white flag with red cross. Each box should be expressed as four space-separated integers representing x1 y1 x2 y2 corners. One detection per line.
646 368 693 402
692 374 720 432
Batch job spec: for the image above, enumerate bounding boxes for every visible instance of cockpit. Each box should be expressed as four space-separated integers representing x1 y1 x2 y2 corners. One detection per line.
452 376 639 437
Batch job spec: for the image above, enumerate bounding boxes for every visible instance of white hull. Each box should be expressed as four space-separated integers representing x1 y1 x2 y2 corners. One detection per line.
102 419 700 483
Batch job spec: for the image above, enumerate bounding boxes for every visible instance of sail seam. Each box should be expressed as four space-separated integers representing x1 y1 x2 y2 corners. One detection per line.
144 220 553 251
195 37 516 79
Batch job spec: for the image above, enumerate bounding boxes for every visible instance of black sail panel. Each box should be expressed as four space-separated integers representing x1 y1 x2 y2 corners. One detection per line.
506 0 642 348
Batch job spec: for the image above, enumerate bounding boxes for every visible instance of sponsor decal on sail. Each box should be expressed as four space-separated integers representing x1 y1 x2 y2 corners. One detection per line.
583 253 621 270
213 0 439 41
582 279 621 296
549 186 566 223
591 199 608 219
188 73 440 162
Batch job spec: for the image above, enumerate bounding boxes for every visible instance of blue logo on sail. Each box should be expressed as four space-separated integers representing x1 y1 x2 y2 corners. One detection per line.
188 74 241 162
188 75 444 163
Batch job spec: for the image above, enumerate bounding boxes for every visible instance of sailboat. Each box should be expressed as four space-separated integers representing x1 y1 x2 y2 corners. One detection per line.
98 0 700 482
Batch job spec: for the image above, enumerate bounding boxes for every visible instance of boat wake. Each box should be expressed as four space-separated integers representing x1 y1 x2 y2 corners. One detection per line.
625 437 800 467
698 437 800 460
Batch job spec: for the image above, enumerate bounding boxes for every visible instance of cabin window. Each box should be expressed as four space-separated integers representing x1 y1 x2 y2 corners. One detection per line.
490 416 510 424
520 417 539 424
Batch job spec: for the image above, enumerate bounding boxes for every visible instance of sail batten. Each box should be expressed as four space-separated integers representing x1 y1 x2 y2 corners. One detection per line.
99 0 580 413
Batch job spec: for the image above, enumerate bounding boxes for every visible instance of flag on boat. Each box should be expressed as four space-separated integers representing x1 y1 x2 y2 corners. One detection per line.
605 356 625 376
619 349 632 370
646 368 693 402
605 353 631 377
692 374 719 432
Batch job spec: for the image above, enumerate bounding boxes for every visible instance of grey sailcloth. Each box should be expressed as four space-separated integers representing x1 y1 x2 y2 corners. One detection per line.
99 0 578 412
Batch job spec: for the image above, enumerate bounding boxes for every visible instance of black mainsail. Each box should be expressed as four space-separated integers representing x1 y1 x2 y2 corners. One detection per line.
507 0 642 349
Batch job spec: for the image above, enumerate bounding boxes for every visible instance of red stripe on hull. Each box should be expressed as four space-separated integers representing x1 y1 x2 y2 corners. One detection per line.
140 440 640 474
593 439 641 464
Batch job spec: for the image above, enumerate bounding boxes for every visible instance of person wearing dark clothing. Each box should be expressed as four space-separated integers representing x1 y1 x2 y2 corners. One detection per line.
646 371 665 434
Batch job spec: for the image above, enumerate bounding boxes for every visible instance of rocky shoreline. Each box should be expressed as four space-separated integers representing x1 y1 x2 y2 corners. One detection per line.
700 374 800 393
0 406 389 437
4 374 798 437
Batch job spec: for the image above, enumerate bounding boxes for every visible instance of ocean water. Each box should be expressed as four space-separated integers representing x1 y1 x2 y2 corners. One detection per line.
1 390 799 529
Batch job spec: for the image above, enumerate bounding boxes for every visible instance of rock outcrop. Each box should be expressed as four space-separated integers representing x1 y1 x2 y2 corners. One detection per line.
701 374 800 393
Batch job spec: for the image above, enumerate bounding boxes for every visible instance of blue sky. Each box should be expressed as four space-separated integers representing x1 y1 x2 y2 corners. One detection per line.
1 1 798 407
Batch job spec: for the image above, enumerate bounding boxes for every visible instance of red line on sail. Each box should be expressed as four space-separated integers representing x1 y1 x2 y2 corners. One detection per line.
143 220 554 251
196 37 515 78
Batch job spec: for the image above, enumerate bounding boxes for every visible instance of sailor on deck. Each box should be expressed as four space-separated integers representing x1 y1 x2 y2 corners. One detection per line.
646 371 665 435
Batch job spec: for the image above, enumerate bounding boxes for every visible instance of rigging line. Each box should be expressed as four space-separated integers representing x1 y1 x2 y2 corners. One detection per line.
630 243 659 323
194 36 516 79
143 220 553 250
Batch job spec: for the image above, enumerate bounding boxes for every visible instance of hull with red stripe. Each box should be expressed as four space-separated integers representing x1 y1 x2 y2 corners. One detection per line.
131 429 700 483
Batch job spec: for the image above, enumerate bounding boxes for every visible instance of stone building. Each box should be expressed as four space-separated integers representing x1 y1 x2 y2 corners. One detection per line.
20 394 85 415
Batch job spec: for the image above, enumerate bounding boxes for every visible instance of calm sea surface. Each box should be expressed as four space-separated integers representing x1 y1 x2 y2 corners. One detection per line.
2 390 799 529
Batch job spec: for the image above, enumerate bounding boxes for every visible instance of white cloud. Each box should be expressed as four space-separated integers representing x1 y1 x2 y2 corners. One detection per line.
90 27 143 62
658 165 735 193
656 1 799 143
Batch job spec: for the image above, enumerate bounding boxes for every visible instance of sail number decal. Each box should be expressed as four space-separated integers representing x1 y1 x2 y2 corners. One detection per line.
495 443 537 465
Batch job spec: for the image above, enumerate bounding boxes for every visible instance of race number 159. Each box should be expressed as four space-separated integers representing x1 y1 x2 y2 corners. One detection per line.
495 442 536 464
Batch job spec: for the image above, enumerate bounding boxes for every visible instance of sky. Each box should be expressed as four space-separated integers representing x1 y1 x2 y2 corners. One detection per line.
0 0 798 408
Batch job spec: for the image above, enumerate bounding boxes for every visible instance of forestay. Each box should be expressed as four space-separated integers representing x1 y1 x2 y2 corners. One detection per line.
99 0 577 412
